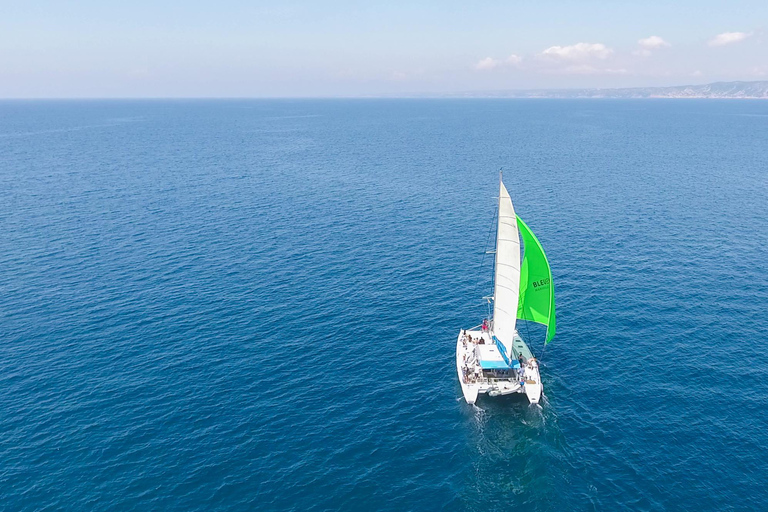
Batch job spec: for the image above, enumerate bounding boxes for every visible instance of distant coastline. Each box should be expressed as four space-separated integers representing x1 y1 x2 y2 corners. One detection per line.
421 80 768 99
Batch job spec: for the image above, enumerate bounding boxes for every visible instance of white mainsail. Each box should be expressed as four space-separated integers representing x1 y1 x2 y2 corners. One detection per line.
492 181 521 361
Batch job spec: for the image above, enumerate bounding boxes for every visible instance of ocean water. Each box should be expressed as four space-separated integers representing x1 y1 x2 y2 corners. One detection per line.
1 99 767 511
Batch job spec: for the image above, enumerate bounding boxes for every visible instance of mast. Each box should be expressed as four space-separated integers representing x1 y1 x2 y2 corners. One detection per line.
491 174 522 363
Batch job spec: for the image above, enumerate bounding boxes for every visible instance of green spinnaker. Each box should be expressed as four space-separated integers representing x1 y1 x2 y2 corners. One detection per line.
516 216 556 343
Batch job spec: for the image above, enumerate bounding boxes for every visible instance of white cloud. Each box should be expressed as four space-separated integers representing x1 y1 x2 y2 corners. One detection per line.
691 70 703 77
638 36 670 50
540 42 613 61
708 31 752 47
633 36 670 57
475 54 522 71
475 57 499 70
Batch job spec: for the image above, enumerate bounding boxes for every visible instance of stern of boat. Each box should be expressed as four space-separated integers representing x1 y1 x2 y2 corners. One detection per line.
523 358 543 404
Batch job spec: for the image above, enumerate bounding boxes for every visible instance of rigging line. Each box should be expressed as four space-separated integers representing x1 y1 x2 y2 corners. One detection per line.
524 317 533 357
472 198 498 316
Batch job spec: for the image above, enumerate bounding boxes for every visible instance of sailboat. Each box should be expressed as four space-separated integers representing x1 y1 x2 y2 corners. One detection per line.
456 176 556 405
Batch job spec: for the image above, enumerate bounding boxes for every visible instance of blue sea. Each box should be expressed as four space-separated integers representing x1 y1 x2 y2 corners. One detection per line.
1 99 767 511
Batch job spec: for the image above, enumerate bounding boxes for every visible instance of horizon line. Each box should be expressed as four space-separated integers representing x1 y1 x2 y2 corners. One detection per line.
3 79 767 101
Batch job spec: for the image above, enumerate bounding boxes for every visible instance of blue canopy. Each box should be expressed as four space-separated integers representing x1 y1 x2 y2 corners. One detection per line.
476 343 521 370
478 359 520 370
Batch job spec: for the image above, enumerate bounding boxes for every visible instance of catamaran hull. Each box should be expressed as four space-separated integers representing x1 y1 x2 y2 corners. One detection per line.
456 335 480 404
456 329 540 405
525 384 542 404
524 378 542 404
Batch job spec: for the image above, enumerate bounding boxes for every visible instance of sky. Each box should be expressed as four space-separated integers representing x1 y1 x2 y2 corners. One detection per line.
0 0 766 97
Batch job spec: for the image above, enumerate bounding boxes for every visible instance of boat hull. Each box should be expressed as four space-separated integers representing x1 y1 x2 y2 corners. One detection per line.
456 334 480 404
522 358 542 404
456 329 540 405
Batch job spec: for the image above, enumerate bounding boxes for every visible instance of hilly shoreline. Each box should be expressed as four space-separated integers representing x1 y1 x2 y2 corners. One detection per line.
436 81 768 99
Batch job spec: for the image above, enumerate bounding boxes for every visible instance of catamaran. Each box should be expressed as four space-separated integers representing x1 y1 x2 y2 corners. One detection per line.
456 177 556 405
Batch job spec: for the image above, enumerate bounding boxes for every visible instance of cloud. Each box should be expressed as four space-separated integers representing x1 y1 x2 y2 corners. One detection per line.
708 31 752 46
633 36 670 57
475 57 499 70
540 42 613 61
638 36 670 49
475 54 522 71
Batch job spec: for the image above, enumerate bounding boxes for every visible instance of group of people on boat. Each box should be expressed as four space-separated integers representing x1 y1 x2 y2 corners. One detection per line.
514 355 539 385
461 330 486 346
459 331 482 384
461 364 480 384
